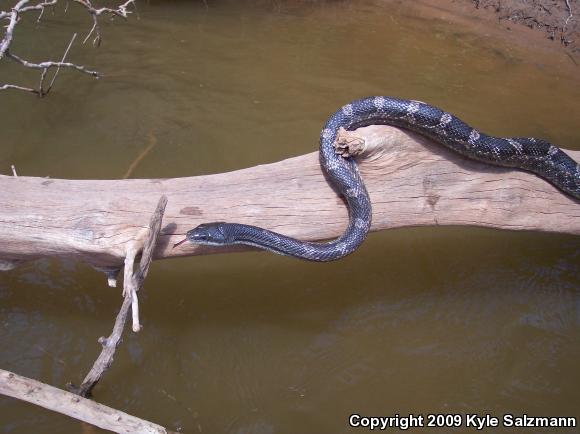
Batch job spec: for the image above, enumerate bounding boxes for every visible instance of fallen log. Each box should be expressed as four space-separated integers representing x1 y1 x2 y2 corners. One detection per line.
1 125 578 270
0 368 169 433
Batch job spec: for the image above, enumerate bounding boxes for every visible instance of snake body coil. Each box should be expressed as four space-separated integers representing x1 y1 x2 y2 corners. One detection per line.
178 96 580 261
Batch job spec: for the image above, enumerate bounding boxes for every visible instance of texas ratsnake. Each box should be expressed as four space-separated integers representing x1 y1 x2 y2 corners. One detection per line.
174 96 580 261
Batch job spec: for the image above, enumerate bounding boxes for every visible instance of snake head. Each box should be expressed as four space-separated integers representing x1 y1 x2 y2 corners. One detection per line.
175 222 229 247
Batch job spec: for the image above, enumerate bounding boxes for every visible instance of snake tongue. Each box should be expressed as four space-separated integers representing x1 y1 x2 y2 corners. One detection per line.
173 238 188 248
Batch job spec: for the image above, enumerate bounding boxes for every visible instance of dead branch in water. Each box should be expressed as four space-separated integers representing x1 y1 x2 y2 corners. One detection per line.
0 0 135 96
0 368 169 433
0 125 578 273
68 195 167 398
1 197 169 431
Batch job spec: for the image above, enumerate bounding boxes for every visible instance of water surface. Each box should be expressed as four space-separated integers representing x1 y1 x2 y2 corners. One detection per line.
1 1 579 433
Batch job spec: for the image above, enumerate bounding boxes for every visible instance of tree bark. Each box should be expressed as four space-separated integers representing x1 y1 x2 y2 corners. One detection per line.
1 125 578 269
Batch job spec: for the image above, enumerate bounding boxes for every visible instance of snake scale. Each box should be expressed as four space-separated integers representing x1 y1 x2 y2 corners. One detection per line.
175 96 580 261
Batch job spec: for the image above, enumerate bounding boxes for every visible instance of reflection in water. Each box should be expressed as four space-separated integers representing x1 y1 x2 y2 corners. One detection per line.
1 1 580 433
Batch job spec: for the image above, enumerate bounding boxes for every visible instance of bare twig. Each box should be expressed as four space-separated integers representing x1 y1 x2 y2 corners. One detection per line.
564 0 573 28
68 295 132 397
73 0 135 46
6 51 99 76
0 0 135 96
136 196 167 284
46 32 78 94
124 194 168 332
0 0 59 58
70 195 167 398
123 242 140 330
2 48 99 96
0 0 29 60
0 84 37 93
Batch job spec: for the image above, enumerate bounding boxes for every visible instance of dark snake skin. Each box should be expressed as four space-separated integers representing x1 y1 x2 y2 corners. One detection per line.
178 96 580 261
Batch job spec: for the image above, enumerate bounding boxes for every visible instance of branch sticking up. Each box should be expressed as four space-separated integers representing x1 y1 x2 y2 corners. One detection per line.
69 195 167 398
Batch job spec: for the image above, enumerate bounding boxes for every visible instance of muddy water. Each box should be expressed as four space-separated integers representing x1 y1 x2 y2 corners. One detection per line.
1 0 579 433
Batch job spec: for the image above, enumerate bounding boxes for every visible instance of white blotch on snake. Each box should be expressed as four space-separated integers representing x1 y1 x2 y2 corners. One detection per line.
507 139 523 154
436 113 452 133
327 160 340 171
355 218 366 229
346 188 359 198
440 113 452 125
468 129 480 146
404 101 421 124
342 104 354 116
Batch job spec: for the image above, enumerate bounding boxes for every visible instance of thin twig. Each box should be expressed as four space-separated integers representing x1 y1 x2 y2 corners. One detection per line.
123 242 140 330
0 84 37 94
6 51 99 76
67 295 132 397
0 0 134 96
125 195 168 332
46 33 78 95
73 0 135 46
564 0 573 28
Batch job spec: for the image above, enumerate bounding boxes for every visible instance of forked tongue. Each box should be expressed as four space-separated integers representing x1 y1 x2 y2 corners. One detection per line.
173 238 188 248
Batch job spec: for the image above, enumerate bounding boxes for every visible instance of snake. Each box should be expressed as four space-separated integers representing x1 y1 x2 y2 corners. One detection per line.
174 96 580 261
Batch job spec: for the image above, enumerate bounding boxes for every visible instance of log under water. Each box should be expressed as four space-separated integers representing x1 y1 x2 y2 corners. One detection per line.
1 125 578 270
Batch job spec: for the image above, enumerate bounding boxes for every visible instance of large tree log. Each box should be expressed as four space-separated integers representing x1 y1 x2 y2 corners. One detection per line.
1 125 578 270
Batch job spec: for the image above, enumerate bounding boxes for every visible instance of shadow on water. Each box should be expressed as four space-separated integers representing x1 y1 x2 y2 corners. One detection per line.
1 0 579 433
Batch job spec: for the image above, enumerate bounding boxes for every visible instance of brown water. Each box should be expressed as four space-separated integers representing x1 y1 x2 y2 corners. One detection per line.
1 1 580 433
